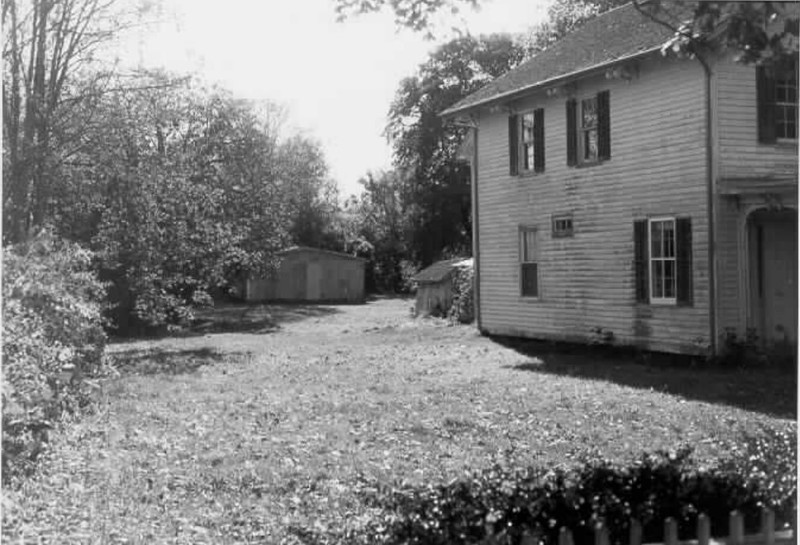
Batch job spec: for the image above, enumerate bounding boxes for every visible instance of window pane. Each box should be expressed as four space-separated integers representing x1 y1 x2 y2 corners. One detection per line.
524 143 534 170
664 222 675 258
653 260 663 298
521 229 536 262
522 113 535 143
651 222 663 258
581 98 597 128
521 263 538 296
584 129 598 160
664 260 676 298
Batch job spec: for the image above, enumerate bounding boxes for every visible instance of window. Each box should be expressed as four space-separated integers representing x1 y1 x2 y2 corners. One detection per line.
633 217 693 305
566 90 610 166
649 218 676 303
552 213 574 238
508 108 545 175
519 227 539 297
757 63 798 142
581 97 599 161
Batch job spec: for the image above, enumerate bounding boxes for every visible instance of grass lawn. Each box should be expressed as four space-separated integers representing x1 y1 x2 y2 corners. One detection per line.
3 298 795 544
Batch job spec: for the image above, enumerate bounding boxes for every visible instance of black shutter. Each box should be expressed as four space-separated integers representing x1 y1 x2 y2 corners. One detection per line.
756 66 776 143
597 90 611 160
634 220 649 303
509 114 519 175
566 99 577 166
533 108 545 172
676 217 693 306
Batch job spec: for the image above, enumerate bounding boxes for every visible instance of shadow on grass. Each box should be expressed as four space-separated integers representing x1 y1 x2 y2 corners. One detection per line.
186 302 342 336
494 336 797 419
111 347 231 376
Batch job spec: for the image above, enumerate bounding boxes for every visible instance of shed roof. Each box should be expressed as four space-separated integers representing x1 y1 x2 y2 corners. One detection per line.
412 258 469 284
440 2 681 117
279 246 367 262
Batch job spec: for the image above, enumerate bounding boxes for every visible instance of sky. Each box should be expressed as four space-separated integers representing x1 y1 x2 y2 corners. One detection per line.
122 0 550 197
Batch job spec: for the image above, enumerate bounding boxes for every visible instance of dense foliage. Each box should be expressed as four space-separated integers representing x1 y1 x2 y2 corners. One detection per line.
448 259 474 323
351 427 796 544
2 231 107 482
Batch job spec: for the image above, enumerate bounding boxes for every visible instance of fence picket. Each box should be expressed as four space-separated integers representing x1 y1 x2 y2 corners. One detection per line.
697 513 710 545
630 519 643 545
761 508 775 545
730 511 745 545
664 517 678 545
594 522 610 545
559 526 574 545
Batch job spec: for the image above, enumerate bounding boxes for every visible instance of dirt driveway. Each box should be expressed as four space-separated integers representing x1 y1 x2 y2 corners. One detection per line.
4 298 795 543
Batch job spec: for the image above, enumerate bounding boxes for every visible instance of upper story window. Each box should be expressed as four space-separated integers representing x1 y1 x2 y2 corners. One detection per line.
581 97 599 161
757 63 798 142
567 90 610 166
508 109 545 175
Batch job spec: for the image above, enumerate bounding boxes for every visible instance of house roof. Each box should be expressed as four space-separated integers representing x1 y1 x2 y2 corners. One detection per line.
279 246 367 262
440 2 681 117
412 258 471 284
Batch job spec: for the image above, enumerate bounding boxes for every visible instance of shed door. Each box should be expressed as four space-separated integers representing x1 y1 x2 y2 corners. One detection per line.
307 261 321 300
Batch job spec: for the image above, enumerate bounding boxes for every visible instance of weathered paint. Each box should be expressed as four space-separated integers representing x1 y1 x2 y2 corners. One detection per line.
246 248 366 303
415 279 455 317
475 54 711 354
712 56 798 344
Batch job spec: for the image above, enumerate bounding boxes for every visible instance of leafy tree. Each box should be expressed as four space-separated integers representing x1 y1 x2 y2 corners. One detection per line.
387 34 529 267
336 0 799 64
344 170 412 292
2 0 155 244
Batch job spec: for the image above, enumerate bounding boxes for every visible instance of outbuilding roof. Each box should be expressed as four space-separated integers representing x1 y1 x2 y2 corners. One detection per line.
440 2 681 117
412 258 471 284
279 246 367 262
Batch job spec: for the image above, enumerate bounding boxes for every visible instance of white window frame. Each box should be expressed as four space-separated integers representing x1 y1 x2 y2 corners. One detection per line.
648 217 677 305
519 226 539 298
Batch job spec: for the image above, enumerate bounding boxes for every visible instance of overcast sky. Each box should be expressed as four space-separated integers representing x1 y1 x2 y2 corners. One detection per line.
122 0 549 197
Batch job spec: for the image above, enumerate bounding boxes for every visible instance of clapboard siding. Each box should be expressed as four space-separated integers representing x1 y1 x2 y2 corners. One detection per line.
715 59 799 180
476 54 710 354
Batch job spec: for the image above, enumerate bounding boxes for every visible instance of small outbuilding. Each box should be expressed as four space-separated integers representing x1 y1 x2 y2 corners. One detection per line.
244 246 366 303
412 258 470 317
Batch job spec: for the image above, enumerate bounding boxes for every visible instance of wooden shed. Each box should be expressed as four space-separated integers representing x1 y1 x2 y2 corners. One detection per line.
412 258 469 317
244 246 366 303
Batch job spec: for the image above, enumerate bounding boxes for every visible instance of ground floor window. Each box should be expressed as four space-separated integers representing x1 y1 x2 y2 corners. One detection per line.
634 216 692 305
519 227 539 297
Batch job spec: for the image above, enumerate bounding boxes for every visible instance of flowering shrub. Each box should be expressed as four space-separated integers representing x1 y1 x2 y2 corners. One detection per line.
2 231 107 482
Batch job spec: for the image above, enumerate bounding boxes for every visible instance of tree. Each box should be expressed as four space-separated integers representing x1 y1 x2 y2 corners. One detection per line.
335 0 799 64
387 34 529 266
2 0 154 244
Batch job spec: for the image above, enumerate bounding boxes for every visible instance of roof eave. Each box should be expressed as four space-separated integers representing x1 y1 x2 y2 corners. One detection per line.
440 45 664 119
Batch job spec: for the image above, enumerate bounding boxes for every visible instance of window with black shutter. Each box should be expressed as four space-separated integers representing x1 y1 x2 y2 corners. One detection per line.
513 109 545 174
635 217 693 306
520 227 539 297
758 63 798 142
567 90 611 166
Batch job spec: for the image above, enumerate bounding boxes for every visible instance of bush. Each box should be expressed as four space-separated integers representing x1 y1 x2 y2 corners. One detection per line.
352 430 796 545
448 259 474 324
2 231 107 483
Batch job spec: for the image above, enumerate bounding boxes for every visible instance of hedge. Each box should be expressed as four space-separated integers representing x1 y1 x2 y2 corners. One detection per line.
2 231 107 483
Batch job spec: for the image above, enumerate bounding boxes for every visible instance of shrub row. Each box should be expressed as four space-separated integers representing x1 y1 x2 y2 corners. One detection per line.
2 231 107 483
349 427 796 545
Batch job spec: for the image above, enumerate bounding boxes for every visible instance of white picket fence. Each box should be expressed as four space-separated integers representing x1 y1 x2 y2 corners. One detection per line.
549 509 795 545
